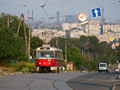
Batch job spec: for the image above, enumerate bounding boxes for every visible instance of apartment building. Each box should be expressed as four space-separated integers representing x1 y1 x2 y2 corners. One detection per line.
62 20 120 43
32 20 120 43
32 29 66 43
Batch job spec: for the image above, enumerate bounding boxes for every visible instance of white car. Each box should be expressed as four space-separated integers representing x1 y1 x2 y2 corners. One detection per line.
114 68 119 72
98 63 109 72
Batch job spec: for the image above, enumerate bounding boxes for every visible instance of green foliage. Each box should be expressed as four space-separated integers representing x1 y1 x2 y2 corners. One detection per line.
0 61 36 72
0 26 28 63
31 36 43 54
0 13 43 66
0 13 29 39
15 61 36 72
50 36 117 71
0 13 31 64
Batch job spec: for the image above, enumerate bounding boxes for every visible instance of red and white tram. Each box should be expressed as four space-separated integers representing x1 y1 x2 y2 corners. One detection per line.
34 45 64 73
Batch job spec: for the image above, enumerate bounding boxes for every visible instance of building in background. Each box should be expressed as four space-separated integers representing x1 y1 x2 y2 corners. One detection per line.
32 20 120 43
32 29 66 43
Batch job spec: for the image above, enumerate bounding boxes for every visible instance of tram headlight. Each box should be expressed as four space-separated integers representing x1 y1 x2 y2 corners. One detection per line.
48 63 51 64
39 62 41 64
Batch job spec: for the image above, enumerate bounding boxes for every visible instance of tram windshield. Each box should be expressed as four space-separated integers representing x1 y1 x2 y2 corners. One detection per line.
36 51 54 58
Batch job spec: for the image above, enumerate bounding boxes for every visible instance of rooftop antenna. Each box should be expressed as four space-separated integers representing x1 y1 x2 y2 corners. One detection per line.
62 0 65 23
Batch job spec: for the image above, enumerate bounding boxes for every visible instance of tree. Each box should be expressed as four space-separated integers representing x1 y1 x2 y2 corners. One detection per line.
0 13 44 65
49 36 117 70
0 13 29 39
31 36 43 55
0 26 28 64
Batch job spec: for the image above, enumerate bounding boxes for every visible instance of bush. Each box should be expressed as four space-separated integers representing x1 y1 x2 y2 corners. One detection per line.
16 61 36 72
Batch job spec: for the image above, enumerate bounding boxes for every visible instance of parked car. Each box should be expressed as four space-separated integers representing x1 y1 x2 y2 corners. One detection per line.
80 66 88 72
98 63 109 72
114 68 119 72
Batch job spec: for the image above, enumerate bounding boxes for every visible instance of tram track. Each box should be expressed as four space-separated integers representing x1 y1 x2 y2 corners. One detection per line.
20 73 120 90
25 74 61 90
0 72 79 90
27 79 35 90
26 75 61 90
52 79 60 90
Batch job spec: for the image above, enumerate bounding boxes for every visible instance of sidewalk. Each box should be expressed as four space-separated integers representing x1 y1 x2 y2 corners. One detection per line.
0 71 23 76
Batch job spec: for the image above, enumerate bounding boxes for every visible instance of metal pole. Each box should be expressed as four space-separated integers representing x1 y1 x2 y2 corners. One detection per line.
101 8 104 35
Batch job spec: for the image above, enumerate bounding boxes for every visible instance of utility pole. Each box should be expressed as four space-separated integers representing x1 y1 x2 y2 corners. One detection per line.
56 37 58 48
101 8 104 35
91 53 93 61
17 13 28 50
7 14 10 27
28 25 31 60
88 15 91 35
32 10 34 29
45 30 47 44
65 43 67 64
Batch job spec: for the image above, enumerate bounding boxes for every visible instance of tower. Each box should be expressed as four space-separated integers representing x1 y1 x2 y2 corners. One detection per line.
56 12 60 26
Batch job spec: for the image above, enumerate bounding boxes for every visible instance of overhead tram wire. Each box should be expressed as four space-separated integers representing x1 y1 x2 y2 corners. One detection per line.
92 0 120 8
40 0 56 20
40 0 50 20
0 0 63 21
0 3 28 7
0 0 61 8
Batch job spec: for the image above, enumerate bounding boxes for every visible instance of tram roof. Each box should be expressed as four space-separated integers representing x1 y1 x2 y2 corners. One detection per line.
35 46 62 52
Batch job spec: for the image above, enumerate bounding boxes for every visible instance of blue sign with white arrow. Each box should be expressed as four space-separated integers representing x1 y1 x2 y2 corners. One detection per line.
92 8 101 17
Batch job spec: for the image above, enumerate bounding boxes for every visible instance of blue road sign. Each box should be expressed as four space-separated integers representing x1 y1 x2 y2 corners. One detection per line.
92 8 101 17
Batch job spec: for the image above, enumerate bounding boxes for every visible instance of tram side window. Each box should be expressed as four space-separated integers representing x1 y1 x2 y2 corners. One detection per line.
59 52 63 59
55 51 58 58
36 51 41 58
55 51 63 59
38 51 41 58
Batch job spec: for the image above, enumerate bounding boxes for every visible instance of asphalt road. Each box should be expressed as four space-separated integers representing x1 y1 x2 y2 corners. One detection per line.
0 72 87 90
68 72 120 90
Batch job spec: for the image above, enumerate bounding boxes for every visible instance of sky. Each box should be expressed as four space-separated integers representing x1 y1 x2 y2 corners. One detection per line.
0 0 120 23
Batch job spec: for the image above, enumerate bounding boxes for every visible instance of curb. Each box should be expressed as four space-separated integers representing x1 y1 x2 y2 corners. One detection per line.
0 71 23 76
112 84 116 90
116 74 120 80
113 74 120 90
